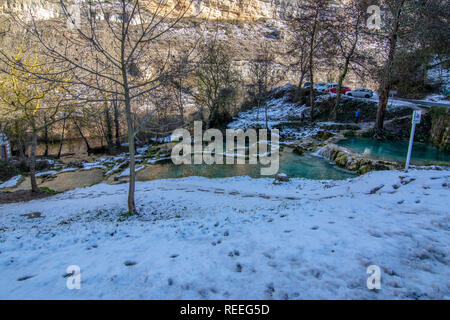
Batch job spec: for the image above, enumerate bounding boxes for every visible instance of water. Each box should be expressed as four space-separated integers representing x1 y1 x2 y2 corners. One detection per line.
337 137 450 165
136 151 356 181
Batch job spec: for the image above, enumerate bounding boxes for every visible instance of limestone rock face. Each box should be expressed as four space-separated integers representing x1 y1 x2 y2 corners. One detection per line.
168 0 300 21
1 0 298 21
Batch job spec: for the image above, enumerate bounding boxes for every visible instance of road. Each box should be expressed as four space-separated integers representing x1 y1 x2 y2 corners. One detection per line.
394 98 450 108
348 94 450 109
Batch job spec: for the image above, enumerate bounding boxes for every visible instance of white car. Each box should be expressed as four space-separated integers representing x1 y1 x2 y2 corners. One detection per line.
324 83 338 91
346 88 374 98
314 82 330 91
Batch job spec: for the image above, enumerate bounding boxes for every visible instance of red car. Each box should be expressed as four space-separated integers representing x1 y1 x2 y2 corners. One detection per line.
325 86 351 94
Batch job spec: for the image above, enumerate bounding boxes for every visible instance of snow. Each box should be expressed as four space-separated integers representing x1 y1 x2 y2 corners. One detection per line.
228 95 308 131
0 169 449 299
0 175 22 189
424 94 450 105
36 170 58 177
117 166 145 178
228 91 321 140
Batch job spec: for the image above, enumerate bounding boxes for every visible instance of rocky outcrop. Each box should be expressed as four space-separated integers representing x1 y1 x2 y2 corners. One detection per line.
315 144 401 174
429 107 450 152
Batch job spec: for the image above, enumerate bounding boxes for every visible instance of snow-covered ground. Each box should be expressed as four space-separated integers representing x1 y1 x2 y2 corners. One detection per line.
0 169 449 299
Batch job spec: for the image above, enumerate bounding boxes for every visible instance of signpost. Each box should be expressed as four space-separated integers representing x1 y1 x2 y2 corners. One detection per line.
405 110 422 171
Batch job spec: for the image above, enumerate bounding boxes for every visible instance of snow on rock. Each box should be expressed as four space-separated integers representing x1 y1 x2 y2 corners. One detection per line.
36 170 58 177
118 166 145 178
0 175 23 189
0 169 449 299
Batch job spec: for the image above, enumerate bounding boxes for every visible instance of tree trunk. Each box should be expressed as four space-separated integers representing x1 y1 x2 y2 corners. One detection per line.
57 117 66 158
264 101 269 130
104 102 114 154
296 72 305 104
256 98 260 122
177 82 185 127
309 69 315 122
298 72 305 90
331 57 350 121
43 117 49 157
113 98 121 150
308 12 318 122
30 130 38 193
375 88 390 138
74 120 92 154
124 95 137 215
15 121 26 160
374 2 403 138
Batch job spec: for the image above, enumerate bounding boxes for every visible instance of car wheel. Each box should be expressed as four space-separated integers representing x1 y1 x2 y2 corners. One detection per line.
348 93 352 96
365 94 370 98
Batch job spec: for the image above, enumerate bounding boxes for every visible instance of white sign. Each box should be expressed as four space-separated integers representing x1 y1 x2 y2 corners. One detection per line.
367 5 381 30
413 110 422 124
405 110 422 171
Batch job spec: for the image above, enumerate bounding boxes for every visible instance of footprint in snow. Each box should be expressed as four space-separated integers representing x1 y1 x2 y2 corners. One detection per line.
228 250 240 257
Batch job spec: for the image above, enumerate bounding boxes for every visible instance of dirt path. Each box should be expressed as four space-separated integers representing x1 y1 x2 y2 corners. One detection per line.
13 168 105 192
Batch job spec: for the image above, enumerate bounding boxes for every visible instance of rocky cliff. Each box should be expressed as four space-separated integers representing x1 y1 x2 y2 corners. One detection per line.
0 0 376 90
0 0 299 21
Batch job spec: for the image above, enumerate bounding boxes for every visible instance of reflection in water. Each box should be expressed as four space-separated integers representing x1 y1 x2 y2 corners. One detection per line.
137 151 356 181
338 137 450 164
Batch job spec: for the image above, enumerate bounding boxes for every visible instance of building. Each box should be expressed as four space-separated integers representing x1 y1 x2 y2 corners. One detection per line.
0 132 11 160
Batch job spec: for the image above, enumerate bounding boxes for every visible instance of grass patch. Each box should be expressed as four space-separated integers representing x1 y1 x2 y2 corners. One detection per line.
36 187 59 195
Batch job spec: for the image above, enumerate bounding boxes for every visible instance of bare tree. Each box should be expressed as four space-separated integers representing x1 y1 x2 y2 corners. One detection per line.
195 39 239 129
4 0 195 213
372 0 426 137
329 1 366 121
293 0 334 122
287 22 310 92
249 43 282 129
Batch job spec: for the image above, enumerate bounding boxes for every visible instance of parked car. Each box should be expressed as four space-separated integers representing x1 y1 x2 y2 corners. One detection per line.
346 88 374 98
314 82 330 91
325 85 351 94
303 82 311 88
